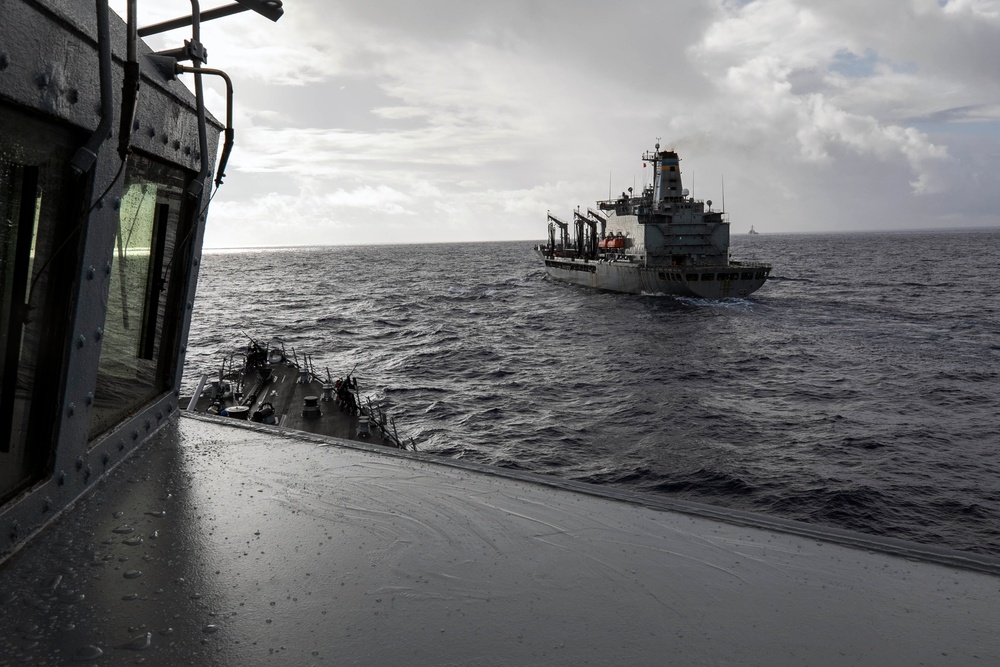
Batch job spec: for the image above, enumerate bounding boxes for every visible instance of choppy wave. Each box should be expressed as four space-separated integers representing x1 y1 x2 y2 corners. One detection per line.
187 230 1000 555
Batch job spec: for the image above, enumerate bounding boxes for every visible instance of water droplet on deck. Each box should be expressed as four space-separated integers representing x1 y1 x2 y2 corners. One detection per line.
122 632 152 650
123 536 143 546
112 525 134 534
159 627 174 636
123 569 142 579
73 644 103 660
149 530 159 539
16 622 40 636
122 593 139 601
113 511 124 519
203 624 219 634
60 591 86 604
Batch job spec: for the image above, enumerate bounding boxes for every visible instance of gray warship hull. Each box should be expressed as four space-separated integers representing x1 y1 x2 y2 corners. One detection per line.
541 254 770 298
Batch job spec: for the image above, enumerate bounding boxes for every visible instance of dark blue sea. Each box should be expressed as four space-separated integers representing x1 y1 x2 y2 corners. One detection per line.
184 230 1000 556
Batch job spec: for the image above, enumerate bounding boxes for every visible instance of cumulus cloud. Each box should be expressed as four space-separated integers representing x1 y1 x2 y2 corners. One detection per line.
114 0 1000 242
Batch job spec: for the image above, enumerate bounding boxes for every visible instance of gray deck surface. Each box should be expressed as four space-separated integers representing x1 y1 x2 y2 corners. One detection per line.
1 415 998 665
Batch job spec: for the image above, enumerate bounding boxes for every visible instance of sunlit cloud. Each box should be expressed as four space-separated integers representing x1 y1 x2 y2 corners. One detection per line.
110 0 1000 244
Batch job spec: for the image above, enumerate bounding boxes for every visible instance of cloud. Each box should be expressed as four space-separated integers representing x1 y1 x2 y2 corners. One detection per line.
112 0 1000 243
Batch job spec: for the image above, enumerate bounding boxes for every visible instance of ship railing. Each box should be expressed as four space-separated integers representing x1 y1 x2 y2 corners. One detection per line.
729 260 773 268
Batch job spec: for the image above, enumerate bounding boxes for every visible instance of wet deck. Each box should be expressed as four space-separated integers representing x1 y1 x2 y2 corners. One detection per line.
0 415 998 665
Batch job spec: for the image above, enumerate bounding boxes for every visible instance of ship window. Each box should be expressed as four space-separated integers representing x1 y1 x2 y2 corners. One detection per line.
0 107 82 503
702 273 715 281
741 272 752 280
686 273 699 281
88 153 190 441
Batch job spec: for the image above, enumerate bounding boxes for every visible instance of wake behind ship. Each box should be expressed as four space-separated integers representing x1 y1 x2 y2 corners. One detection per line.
538 143 771 298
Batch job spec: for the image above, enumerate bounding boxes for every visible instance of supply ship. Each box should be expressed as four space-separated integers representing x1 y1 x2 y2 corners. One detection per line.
539 143 771 298
1 3 998 664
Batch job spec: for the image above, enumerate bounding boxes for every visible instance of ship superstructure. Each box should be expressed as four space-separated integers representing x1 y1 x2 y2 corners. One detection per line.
539 143 770 298
0 0 281 558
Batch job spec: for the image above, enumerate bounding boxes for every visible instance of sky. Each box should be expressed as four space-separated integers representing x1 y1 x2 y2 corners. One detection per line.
112 0 1000 247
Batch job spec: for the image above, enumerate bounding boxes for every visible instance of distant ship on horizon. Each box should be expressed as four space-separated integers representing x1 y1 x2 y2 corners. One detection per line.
748 225 759 235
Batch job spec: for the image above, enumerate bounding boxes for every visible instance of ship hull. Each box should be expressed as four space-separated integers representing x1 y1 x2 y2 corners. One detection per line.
541 255 769 298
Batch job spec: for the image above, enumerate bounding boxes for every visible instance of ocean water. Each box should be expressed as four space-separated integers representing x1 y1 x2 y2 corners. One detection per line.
184 229 1000 555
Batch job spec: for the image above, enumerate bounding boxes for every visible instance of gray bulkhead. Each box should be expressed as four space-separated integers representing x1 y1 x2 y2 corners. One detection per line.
0 0 221 557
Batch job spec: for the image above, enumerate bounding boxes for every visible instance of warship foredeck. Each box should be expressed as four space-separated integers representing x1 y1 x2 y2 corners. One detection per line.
187 344 408 449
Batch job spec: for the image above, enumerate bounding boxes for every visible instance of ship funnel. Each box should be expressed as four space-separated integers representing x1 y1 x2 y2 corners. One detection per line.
652 150 683 203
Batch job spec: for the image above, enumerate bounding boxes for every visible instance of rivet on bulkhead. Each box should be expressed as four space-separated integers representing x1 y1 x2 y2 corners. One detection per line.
35 71 49 88
147 126 156 138
113 197 121 211
132 430 139 441
42 498 51 513
85 392 94 406
67 403 76 417
94 327 103 342
144 419 151 431
66 88 78 104
58 471 66 486
86 265 95 280
84 466 92 482
102 452 110 466
172 140 180 150
0 52 10 71
76 334 86 348
133 118 141 131
156 411 163 421
9 520 19 541
75 457 84 471
118 441 125 451
104 262 112 276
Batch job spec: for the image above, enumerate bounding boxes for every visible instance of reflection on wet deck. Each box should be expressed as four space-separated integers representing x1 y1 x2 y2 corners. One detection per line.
0 415 998 664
